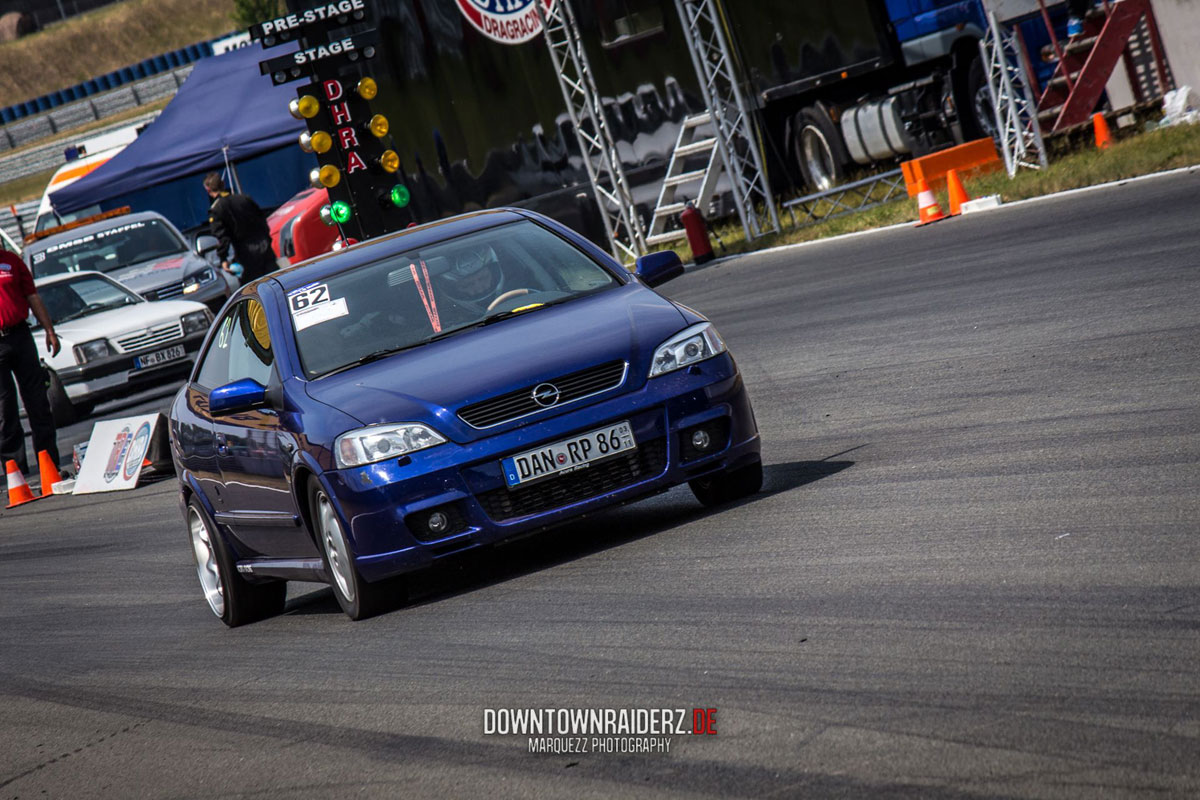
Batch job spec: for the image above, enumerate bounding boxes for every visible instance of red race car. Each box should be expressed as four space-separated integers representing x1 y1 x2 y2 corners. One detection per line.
267 187 340 265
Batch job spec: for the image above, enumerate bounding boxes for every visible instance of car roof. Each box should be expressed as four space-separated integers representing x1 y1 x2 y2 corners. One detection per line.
266 207 533 295
26 210 178 251
34 270 127 288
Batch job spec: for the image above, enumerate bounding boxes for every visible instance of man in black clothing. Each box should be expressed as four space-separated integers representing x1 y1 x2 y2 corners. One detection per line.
204 172 278 283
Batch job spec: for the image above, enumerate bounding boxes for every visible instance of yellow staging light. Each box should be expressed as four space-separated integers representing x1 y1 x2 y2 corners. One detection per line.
296 95 320 119
379 150 400 173
310 130 332 154
318 164 341 188
368 114 389 138
356 77 378 100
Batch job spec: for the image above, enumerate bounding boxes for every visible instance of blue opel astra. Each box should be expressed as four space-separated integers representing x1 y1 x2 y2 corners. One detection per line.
170 209 761 625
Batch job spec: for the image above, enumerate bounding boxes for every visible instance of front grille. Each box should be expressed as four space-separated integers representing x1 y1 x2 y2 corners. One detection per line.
476 438 666 522
148 281 185 301
116 321 184 353
458 361 628 428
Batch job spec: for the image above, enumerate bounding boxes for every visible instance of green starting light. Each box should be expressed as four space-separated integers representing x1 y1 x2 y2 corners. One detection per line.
390 184 411 208
330 200 353 224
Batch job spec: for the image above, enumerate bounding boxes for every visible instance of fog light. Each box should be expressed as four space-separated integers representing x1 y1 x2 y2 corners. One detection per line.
691 429 711 451
427 511 449 535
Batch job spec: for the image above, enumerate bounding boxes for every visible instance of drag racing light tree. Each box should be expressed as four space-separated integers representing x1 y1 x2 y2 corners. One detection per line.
255 3 413 242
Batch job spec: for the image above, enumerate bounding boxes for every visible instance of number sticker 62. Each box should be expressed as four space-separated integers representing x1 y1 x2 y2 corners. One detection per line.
289 284 330 313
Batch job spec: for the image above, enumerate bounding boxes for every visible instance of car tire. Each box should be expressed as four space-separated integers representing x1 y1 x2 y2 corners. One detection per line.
310 480 404 620
794 107 848 192
689 459 763 507
187 498 286 627
45 368 76 427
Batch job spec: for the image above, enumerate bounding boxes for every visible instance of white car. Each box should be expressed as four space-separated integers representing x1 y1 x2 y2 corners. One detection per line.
30 271 212 423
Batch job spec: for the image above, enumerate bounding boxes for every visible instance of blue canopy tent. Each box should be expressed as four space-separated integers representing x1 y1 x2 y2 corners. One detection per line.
50 45 315 232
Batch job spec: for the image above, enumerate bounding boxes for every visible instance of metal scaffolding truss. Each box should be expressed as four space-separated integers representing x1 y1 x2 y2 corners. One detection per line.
673 0 779 241
782 169 907 227
980 9 1048 176
537 0 646 263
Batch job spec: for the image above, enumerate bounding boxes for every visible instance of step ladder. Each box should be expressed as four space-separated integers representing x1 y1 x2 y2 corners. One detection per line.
645 112 723 246
1035 0 1172 132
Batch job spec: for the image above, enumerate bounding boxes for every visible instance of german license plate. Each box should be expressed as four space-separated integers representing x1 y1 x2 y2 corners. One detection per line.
134 344 185 369
502 421 636 488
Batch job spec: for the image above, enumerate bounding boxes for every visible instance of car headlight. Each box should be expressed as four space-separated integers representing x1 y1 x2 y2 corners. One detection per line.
73 338 112 364
648 322 727 377
180 309 212 335
334 423 446 468
182 268 216 294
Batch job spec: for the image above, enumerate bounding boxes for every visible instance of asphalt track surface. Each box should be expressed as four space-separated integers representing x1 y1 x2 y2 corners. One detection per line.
2 170 1198 799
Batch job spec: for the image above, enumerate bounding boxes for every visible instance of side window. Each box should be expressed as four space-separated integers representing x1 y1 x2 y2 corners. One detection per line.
195 299 273 390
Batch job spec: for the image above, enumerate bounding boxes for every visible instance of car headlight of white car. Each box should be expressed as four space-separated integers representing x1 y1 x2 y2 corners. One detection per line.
648 322 727 377
182 268 216 294
334 423 447 468
180 310 212 335
73 338 112 364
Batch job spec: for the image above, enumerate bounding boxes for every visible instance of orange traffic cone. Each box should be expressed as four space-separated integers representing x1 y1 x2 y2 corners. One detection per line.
37 451 62 498
947 168 971 216
5 460 40 509
1093 113 1112 150
915 178 947 226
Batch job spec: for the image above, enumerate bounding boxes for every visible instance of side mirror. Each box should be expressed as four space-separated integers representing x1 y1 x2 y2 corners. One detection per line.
634 251 684 287
195 235 219 256
210 378 267 415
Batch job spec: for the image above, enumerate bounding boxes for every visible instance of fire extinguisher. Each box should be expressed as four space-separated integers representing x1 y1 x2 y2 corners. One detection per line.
680 201 714 265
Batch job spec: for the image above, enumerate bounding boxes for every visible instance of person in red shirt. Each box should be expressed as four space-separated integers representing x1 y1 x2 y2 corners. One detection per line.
0 250 61 480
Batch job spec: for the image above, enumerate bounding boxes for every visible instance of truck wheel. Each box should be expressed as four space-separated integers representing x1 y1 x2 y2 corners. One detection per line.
187 498 286 627
45 369 76 427
965 56 997 142
794 107 848 192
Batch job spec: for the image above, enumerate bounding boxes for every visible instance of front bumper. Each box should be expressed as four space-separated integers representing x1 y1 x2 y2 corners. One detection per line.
57 330 207 404
317 353 761 582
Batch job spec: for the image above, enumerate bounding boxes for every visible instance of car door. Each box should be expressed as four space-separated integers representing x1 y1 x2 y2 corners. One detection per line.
196 297 315 559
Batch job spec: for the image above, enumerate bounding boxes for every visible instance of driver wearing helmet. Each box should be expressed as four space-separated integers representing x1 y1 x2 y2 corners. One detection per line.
438 245 506 319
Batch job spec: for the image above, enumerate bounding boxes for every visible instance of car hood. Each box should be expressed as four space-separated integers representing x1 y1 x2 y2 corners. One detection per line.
52 299 207 345
303 282 689 440
105 252 209 295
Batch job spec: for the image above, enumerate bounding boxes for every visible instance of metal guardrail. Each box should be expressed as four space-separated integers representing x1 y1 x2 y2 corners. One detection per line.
0 107 163 186
782 168 908 227
1 199 41 250
0 66 191 160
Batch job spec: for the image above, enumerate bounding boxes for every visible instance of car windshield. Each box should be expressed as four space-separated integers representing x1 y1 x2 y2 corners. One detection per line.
29 219 186 279
32 274 141 327
292 220 620 379
34 203 102 233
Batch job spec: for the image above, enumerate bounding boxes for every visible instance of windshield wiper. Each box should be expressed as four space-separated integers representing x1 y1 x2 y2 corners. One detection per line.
319 344 419 378
480 296 572 326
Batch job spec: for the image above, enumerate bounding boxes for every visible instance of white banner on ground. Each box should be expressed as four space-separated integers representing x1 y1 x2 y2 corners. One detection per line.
73 414 163 494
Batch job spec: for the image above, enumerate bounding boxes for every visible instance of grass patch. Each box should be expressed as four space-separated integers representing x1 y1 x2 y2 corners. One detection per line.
660 122 1200 261
0 0 234 105
0 166 57 208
